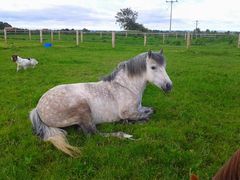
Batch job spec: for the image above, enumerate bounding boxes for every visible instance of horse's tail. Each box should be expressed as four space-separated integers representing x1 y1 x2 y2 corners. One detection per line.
29 108 80 157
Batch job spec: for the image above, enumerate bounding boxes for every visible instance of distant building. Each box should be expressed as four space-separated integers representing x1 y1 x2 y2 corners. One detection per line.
4 27 16 31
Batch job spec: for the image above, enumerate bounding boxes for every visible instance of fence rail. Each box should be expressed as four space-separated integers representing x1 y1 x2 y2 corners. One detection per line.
1 29 239 48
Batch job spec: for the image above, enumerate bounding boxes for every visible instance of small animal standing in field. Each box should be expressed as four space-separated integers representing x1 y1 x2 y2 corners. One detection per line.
29 49 172 157
11 55 38 72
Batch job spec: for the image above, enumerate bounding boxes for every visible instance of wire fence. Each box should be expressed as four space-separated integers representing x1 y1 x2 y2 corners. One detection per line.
1 29 239 48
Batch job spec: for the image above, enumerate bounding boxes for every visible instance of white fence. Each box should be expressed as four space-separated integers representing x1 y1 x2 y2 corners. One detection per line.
1 29 239 49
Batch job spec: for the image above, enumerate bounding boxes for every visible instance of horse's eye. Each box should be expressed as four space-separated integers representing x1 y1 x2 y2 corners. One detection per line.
151 66 156 70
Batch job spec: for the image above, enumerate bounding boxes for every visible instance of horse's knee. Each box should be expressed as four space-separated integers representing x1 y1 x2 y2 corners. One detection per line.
120 110 128 119
120 110 139 120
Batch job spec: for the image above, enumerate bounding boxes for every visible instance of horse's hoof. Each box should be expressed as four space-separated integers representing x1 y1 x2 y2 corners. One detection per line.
144 109 150 113
119 119 131 124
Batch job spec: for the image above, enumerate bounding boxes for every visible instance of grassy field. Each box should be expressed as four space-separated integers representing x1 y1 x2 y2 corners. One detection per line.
0 35 240 179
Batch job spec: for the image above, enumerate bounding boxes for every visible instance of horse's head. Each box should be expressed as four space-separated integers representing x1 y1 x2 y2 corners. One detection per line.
11 55 18 62
146 49 172 93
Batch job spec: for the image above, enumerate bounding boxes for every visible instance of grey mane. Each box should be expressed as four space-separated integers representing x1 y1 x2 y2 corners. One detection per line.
102 53 147 81
102 52 165 81
102 61 126 81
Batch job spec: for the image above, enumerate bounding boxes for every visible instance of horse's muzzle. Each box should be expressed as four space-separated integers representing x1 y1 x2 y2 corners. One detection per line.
163 82 172 93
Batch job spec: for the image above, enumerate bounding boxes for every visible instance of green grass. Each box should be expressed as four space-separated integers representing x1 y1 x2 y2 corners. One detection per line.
0 35 240 179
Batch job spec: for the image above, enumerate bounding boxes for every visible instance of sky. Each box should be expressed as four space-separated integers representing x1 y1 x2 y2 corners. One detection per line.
0 0 239 31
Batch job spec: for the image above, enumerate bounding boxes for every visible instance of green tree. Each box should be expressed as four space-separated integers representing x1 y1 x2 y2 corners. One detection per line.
115 8 148 32
194 28 201 33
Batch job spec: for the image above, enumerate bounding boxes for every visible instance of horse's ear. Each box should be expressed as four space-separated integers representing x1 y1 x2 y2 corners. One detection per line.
160 48 163 55
148 50 152 58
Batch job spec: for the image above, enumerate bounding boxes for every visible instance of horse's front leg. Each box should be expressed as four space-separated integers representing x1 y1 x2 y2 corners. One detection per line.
120 106 153 122
138 106 154 115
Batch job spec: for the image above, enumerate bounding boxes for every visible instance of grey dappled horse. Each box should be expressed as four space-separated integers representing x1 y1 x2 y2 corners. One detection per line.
30 50 172 157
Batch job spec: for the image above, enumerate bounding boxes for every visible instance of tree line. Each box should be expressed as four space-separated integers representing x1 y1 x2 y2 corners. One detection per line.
0 21 12 29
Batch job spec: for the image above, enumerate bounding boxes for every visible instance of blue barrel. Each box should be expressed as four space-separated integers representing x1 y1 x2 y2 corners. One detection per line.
44 43 52 48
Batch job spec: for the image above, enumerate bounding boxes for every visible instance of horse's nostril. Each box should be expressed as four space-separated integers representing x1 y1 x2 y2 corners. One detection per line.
166 83 172 91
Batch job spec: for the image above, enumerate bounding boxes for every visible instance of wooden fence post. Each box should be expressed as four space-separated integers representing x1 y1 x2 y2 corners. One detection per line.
125 31 128 38
40 30 43 44
176 33 178 39
51 30 54 42
163 33 165 44
76 30 79 46
187 32 191 49
80 31 83 43
144 33 147 46
58 31 61 40
184 33 187 41
4 28 7 43
100 32 102 38
29 30 31 40
238 33 240 48
112 31 115 48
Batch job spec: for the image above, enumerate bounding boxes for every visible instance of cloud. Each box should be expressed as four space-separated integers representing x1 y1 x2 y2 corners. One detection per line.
138 10 169 24
0 0 239 31
1 5 104 22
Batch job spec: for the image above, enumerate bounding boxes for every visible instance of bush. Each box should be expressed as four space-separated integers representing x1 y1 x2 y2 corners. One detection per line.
164 39 181 46
192 38 206 46
228 37 234 44
171 40 181 46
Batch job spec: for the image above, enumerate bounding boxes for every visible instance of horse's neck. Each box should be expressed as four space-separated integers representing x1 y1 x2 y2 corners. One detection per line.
113 70 147 97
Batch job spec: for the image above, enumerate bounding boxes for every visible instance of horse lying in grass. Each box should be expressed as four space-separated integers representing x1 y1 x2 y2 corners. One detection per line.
29 49 172 157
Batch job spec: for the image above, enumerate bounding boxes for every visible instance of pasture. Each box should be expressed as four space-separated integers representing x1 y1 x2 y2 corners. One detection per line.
0 34 240 179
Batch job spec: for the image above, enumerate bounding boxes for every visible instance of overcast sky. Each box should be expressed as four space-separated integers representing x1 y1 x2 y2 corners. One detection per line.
0 0 239 31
